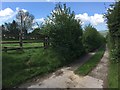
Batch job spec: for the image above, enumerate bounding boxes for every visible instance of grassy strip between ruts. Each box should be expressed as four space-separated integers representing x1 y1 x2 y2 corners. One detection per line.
75 45 105 76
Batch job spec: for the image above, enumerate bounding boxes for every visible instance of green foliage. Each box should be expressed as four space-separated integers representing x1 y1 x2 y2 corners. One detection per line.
106 33 119 88
83 24 105 52
2 20 20 40
2 48 63 88
42 3 85 62
31 28 41 35
2 10 35 40
105 2 120 63
105 2 120 38
99 30 108 37
108 61 118 88
75 45 105 75
105 2 120 88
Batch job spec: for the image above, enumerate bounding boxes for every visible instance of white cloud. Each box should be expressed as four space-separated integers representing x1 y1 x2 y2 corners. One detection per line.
16 7 20 11
22 9 28 12
75 13 90 22
0 13 16 22
90 14 104 25
0 8 17 25
16 7 27 12
15 7 27 12
75 13 104 26
0 8 14 17
32 18 45 29
0 7 28 25
46 0 50 1
35 18 45 22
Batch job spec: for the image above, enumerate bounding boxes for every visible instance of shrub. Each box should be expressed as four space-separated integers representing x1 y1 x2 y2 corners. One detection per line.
105 2 120 63
83 24 105 52
42 3 85 63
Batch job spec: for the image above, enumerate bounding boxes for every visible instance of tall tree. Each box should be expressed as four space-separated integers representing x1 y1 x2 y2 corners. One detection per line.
42 3 84 62
83 24 105 52
16 10 34 48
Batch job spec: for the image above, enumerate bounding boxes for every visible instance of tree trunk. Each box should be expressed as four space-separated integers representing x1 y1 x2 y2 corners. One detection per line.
19 15 23 49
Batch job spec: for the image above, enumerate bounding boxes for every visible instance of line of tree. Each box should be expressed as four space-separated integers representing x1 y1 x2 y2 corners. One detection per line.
83 24 105 52
2 20 20 39
41 3 105 63
105 2 120 63
1 3 105 63
1 10 44 40
1 21 44 40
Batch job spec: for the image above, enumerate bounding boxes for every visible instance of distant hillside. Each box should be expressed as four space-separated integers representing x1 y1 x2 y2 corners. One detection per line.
99 30 108 37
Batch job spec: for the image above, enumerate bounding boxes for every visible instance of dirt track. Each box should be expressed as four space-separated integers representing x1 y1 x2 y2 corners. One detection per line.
19 47 109 88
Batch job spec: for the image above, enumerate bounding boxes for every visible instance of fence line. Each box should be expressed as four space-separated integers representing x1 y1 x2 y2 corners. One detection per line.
2 41 50 52
1 41 44 44
2 46 44 52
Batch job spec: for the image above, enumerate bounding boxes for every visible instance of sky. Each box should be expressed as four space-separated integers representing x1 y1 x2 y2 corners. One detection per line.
0 2 114 31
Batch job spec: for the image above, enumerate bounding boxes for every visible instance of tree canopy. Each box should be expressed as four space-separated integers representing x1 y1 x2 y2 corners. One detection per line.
2 20 20 39
42 3 84 62
16 10 34 36
83 24 105 52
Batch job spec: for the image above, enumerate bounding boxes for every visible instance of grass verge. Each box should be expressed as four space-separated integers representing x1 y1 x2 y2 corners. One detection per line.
75 45 105 76
107 43 119 88
108 61 118 88
2 48 64 88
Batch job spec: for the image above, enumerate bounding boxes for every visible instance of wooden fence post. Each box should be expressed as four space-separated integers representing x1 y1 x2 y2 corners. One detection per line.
4 47 7 52
44 37 46 49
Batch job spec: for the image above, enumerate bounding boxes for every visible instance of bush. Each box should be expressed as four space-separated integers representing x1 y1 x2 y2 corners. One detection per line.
105 2 120 63
83 24 105 52
105 2 120 88
42 3 85 63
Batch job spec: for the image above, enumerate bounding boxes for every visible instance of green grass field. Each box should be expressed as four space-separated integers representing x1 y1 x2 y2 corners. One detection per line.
2 40 43 42
75 45 105 76
2 40 43 48
2 43 43 48
2 48 64 88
